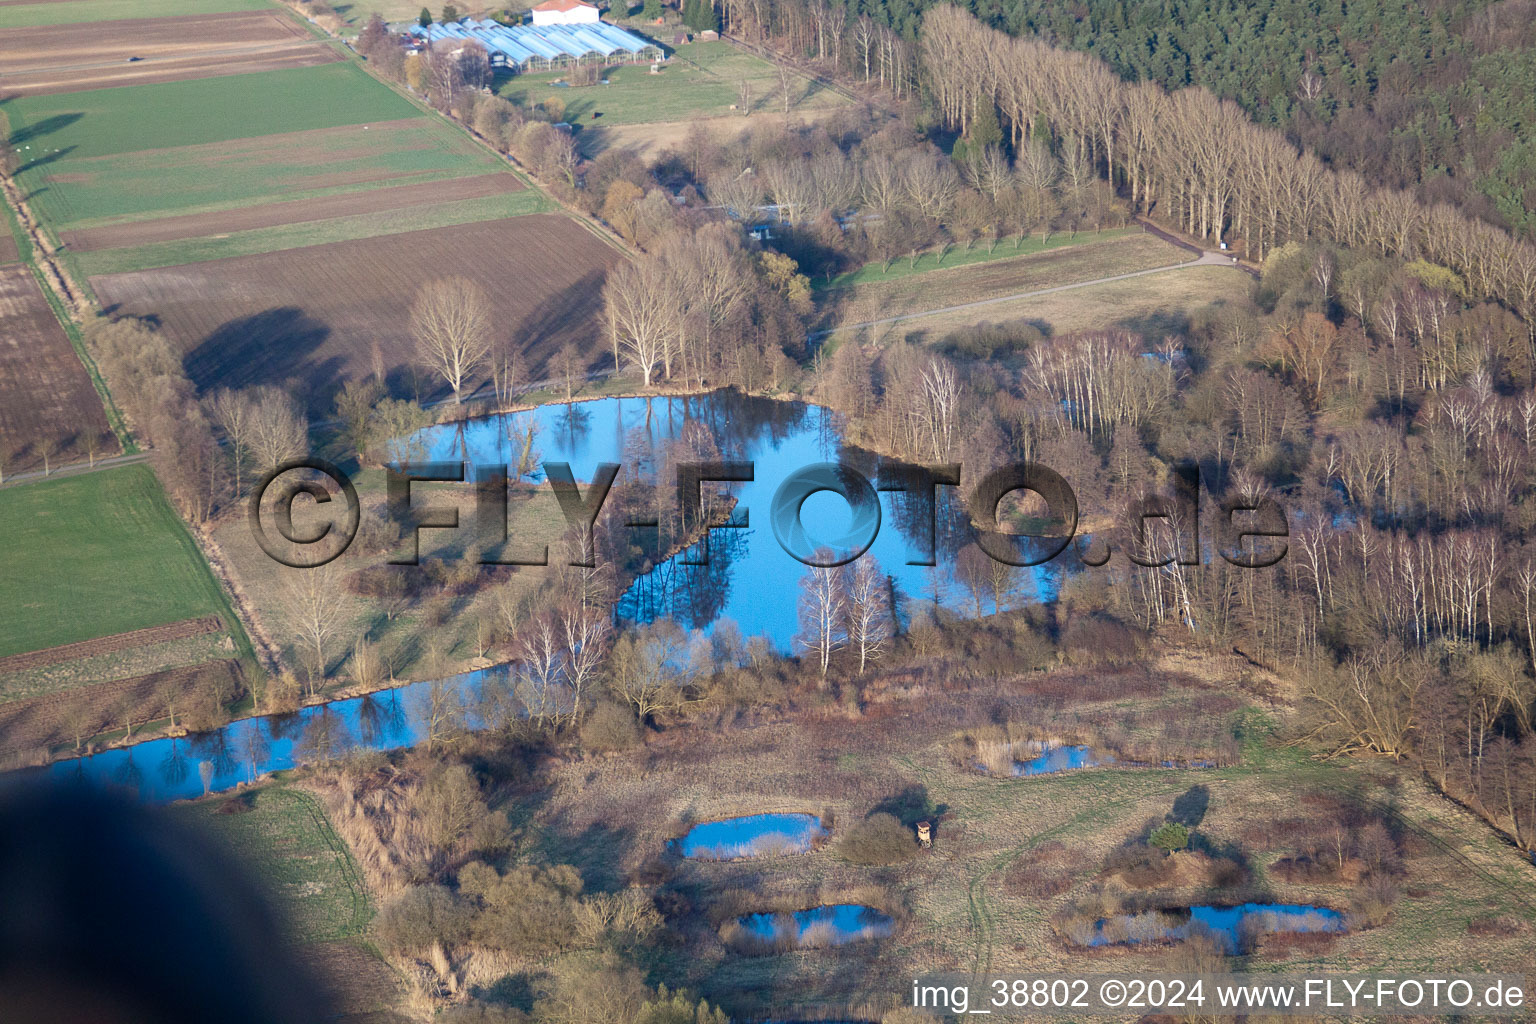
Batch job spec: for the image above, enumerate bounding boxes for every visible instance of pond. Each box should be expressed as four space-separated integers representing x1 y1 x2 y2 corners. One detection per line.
674 812 828 859
40 669 499 803
1014 743 1106 776
734 904 894 949
34 392 1069 802
420 392 1065 649
1087 903 1344 953
973 740 1109 776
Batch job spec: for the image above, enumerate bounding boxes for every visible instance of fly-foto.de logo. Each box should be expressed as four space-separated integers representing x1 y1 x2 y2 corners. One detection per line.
248 458 1289 571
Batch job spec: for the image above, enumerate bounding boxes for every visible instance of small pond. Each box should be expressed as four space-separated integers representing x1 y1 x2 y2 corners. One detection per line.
1087 903 1344 953
1015 744 1106 776
974 740 1110 776
675 812 828 859
735 904 894 949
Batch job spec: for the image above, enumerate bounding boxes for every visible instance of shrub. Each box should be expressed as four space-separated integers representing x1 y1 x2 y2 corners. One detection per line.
838 812 918 865
1467 914 1532 937
1149 822 1190 852
374 883 472 954
580 701 643 752
1062 615 1142 664
1348 875 1398 929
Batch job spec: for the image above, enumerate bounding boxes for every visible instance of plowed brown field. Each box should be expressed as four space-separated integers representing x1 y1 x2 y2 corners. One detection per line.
0 10 337 95
92 214 620 412
61 172 525 251
0 264 117 471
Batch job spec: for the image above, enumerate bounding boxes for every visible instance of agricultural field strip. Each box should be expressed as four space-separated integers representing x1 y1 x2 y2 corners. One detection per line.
0 0 271 29
89 214 621 417
0 264 118 474
859 265 1256 343
7 62 483 232
0 43 341 97
0 9 316 77
820 234 1208 335
0 465 242 660
30 118 507 232
0 615 222 675
61 171 523 252
71 187 555 275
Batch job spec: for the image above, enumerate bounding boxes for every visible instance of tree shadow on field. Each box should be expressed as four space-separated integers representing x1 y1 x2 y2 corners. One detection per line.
184 307 339 412
509 270 606 378
4 112 82 149
14 145 76 179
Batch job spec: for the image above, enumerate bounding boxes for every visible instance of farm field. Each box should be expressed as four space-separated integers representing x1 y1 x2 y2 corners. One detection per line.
0 0 269 29
818 230 1190 330
497 40 848 127
91 214 621 413
24 117 508 231
177 786 403 1019
5 62 416 164
179 786 373 944
0 263 117 473
840 264 1259 347
72 185 554 275
0 9 337 96
61 171 523 252
0 464 241 660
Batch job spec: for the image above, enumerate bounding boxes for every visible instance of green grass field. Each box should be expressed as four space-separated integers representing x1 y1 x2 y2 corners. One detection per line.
178 786 372 944
0 0 269 28
33 121 506 231
818 227 1140 291
0 465 237 658
496 41 846 126
71 187 556 275
6 62 417 162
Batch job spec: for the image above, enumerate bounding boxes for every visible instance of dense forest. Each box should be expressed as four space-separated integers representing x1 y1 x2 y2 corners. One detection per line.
720 0 1536 238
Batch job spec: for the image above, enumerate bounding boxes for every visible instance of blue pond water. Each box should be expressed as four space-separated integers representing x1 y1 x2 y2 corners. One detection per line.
675 812 827 859
1015 744 1106 776
738 904 894 948
40 670 499 803
32 393 1068 802
419 392 1064 648
1092 903 1345 953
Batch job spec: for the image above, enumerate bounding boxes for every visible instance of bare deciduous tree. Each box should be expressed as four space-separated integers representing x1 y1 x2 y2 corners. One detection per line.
411 277 495 404
279 565 346 693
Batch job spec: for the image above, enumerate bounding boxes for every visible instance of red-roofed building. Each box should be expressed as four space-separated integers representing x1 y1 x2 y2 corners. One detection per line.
530 0 600 24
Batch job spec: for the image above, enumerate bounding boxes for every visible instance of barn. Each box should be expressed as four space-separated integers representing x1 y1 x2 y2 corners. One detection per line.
406 18 662 71
530 0 601 25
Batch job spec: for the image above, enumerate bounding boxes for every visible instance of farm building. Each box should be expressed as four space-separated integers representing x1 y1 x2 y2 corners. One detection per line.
530 0 601 25
406 18 661 71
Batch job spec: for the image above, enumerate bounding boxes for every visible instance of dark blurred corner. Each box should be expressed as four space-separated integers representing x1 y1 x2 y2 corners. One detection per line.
0 780 333 1024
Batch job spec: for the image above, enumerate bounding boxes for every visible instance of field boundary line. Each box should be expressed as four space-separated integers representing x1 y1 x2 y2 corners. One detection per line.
285 786 373 938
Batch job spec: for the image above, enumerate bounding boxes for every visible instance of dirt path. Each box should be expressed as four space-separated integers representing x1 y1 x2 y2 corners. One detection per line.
812 249 1237 340
0 451 147 490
